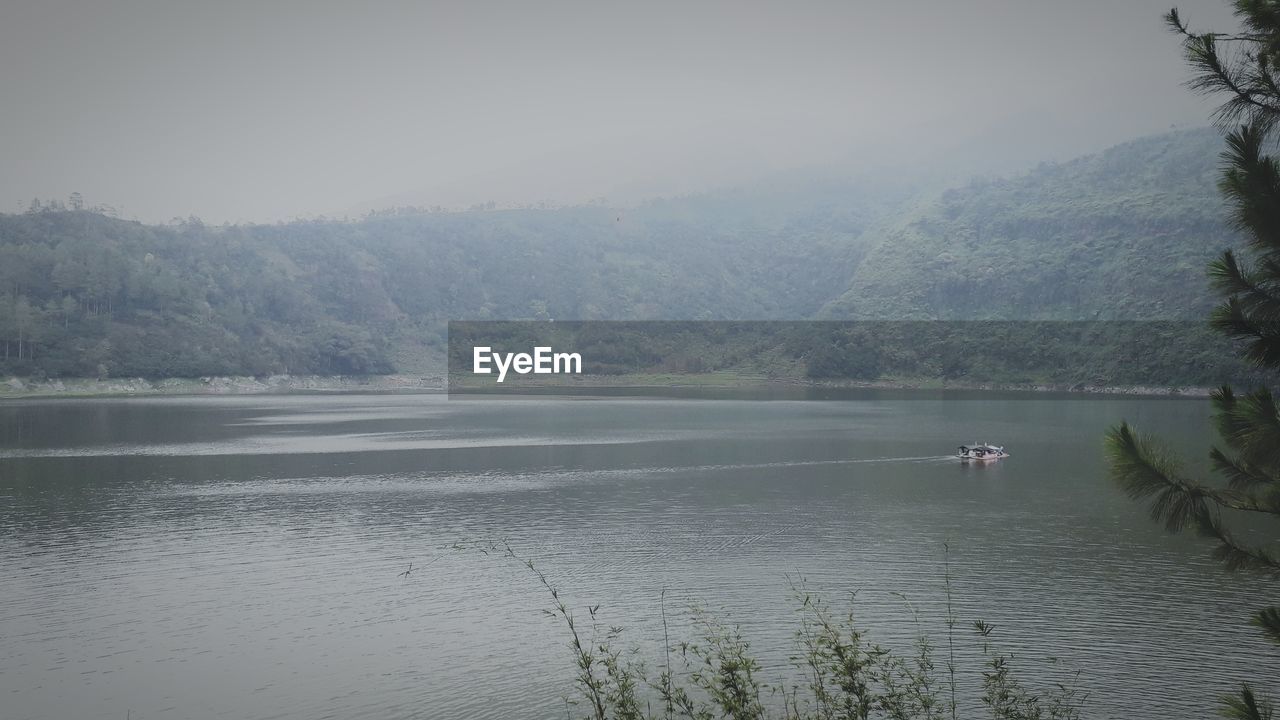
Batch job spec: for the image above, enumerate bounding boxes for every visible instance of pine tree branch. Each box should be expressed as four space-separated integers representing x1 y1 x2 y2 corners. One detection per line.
1169 8 1280 129
1107 422 1208 531
1214 385 1280 468
1210 445 1280 490
1198 509 1280 577
1253 606 1280 647
1218 125 1280 252
1209 252 1280 328
1221 683 1274 720
1211 298 1280 366
1108 423 1280 525
1188 36 1280 127
1166 7 1272 43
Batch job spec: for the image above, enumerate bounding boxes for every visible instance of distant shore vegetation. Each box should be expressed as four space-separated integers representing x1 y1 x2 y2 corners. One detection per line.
0 127 1241 384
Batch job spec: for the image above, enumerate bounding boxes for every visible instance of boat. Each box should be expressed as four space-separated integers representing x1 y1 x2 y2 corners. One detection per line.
957 443 1009 462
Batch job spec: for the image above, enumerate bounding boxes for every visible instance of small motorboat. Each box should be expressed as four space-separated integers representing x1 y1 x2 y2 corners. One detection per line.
957 443 1009 462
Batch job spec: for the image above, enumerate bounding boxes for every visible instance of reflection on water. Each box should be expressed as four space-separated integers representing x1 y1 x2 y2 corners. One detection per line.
0 391 1275 720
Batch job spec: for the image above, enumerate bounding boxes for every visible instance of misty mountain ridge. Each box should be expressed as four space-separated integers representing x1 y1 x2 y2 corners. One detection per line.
822 126 1235 320
0 127 1238 379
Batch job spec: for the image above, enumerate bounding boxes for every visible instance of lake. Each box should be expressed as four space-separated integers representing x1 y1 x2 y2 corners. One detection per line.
1 390 1277 719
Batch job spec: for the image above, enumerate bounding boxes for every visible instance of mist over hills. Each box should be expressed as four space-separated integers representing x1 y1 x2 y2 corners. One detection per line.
823 127 1235 321
0 127 1238 380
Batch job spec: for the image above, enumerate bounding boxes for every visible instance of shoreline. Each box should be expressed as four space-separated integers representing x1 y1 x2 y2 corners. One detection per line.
1 372 1216 399
0 374 446 399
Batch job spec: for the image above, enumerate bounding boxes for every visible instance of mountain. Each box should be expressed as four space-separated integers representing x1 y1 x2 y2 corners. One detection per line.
0 176 913 378
822 128 1237 320
0 128 1242 380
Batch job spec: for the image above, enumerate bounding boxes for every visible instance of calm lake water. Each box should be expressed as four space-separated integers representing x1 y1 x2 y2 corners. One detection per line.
1 390 1277 719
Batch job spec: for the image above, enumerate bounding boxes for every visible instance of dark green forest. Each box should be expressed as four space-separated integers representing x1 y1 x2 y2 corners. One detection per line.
0 127 1239 382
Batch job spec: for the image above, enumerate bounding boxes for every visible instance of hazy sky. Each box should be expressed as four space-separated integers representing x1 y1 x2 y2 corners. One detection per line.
0 0 1241 223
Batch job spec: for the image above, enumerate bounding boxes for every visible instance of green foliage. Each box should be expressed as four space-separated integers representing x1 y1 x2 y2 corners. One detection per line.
460 542 1085 720
1221 684 1273 720
0 128 1250 381
0 188 892 378
1107 3 1280 716
822 128 1235 322
0 212 396 377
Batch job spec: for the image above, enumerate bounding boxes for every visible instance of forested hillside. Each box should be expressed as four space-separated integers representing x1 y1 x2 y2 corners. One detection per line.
822 128 1235 320
0 128 1237 379
0 178 907 378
